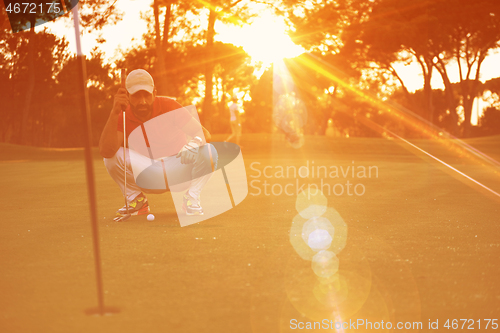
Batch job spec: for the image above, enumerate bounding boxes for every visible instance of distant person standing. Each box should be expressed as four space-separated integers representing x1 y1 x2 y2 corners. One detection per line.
325 118 335 137
225 95 242 146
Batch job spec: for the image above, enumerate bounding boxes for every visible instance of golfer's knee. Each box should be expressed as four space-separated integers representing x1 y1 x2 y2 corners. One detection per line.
103 156 117 172
103 148 124 172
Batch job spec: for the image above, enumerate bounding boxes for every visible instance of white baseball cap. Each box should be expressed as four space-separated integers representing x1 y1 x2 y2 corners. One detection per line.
126 69 155 95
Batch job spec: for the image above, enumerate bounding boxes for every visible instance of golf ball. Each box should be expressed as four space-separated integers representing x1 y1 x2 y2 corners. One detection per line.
147 214 155 221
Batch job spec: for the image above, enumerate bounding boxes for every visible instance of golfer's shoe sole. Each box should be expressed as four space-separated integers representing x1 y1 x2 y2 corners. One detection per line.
113 203 150 222
113 213 132 222
117 195 149 214
182 203 204 216
119 203 150 216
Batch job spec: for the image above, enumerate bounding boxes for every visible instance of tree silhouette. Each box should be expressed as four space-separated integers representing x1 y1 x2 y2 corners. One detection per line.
199 0 251 131
1 0 123 146
0 28 70 145
286 0 500 137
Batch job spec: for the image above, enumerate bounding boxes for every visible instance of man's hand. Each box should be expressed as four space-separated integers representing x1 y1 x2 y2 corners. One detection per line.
176 139 201 164
112 88 129 115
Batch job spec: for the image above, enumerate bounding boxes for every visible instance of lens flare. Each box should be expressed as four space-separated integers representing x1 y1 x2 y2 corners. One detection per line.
284 253 372 321
302 217 335 249
295 189 327 219
307 229 333 251
311 250 339 278
312 273 349 307
290 208 347 261
273 61 308 149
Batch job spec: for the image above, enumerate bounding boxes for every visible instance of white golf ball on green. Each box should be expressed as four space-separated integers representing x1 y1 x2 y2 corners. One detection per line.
147 214 155 221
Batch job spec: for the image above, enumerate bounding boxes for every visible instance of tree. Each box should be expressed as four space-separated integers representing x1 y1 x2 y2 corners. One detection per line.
212 42 254 132
286 0 500 137
478 107 500 136
283 0 393 135
1 0 123 146
354 0 500 136
200 0 251 131
55 50 116 147
390 87 458 136
0 28 69 146
448 0 500 136
476 77 500 136
245 66 273 133
149 0 204 95
343 0 442 125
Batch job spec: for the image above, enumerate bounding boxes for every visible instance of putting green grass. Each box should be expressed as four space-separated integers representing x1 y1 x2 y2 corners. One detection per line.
0 134 499 332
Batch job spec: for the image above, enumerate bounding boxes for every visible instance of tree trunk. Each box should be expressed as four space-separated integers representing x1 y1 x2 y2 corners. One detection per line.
163 1 172 50
163 1 173 94
21 24 36 145
461 80 474 137
413 53 434 126
221 80 227 118
422 57 434 126
154 0 168 95
202 8 217 131
389 65 413 107
434 60 459 135
460 53 486 138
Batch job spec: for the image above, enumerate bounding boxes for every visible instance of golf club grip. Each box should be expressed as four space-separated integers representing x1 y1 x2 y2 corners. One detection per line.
120 69 127 112
120 69 126 88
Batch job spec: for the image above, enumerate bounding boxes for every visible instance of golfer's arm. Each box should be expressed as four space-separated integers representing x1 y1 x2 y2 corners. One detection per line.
99 112 124 158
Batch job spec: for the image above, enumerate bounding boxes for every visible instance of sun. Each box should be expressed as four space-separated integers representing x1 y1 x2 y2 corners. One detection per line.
217 13 305 66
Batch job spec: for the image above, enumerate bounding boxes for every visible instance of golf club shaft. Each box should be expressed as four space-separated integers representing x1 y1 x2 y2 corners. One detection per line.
121 69 128 214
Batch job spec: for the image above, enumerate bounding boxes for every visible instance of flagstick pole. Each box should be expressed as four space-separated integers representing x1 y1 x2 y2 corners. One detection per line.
72 5 105 316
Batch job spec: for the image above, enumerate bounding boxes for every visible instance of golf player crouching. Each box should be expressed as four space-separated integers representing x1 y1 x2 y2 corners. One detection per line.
99 69 217 221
